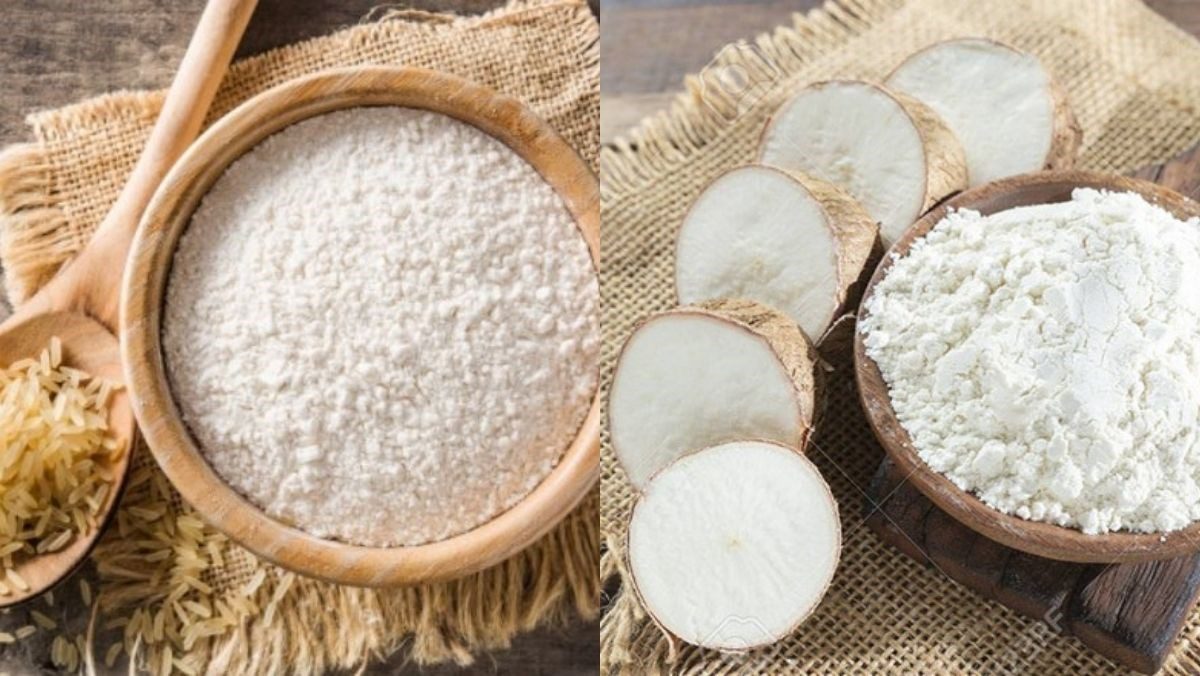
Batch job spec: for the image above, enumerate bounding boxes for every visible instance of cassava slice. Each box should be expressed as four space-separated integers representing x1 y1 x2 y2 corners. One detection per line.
608 299 818 489
758 79 967 245
675 165 879 340
627 440 841 652
886 38 1081 187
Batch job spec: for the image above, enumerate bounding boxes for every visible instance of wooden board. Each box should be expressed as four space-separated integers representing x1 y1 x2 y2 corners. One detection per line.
869 458 1200 674
864 140 1200 676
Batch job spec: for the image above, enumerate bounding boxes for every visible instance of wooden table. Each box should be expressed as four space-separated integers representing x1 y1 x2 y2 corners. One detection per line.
0 2 597 675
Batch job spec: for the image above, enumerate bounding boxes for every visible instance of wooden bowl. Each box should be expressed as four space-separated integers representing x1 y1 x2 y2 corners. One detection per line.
854 170 1200 563
121 67 600 586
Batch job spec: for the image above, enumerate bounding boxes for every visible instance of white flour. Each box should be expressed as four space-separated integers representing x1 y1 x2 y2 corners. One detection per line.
164 107 599 547
862 189 1200 534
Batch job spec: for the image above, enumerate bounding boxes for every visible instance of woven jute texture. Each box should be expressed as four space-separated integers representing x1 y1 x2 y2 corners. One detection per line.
600 0 1200 673
0 2 598 674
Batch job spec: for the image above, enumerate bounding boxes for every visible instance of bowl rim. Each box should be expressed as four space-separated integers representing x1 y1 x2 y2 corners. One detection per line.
853 169 1200 563
119 66 601 586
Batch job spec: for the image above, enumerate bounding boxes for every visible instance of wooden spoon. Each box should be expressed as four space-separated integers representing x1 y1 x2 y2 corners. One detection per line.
0 0 257 606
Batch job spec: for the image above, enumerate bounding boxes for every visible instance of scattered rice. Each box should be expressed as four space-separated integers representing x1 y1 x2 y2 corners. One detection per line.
14 625 35 639
50 634 77 670
104 642 122 668
0 338 124 582
241 569 267 596
30 609 56 630
5 569 27 592
80 578 92 607
87 435 258 673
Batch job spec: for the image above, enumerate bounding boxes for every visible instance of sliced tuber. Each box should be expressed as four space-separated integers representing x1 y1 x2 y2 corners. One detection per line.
675 165 879 340
608 299 819 489
886 38 1081 188
758 79 967 245
627 440 841 652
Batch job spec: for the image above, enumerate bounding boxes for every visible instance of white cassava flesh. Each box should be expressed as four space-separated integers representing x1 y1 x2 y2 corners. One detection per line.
608 299 818 488
886 38 1081 188
675 166 878 340
758 79 967 245
628 440 841 651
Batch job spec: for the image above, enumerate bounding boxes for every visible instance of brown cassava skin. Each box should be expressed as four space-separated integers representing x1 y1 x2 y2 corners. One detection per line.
695 298 822 443
624 439 842 655
780 169 881 333
608 300 822 487
887 38 1083 177
756 80 969 239
888 89 969 215
674 165 880 343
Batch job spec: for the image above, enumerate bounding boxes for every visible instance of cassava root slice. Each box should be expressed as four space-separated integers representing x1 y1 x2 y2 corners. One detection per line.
758 79 967 245
675 165 879 340
886 38 1081 187
608 299 819 488
628 440 841 652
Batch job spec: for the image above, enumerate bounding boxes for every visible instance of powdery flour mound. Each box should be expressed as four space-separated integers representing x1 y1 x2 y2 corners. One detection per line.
862 189 1200 535
164 107 599 547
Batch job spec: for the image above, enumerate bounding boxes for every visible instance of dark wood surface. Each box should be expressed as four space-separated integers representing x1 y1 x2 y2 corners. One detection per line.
600 0 823 142
0 2 598 674
600 0 1200 143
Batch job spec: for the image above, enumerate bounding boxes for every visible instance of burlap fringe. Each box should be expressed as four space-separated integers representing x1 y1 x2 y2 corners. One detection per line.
599 0 902 198
0 144 79 304
90 452 600 675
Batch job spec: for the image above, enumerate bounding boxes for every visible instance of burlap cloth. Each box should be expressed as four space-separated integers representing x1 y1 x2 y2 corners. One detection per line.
600 0 1200 674
0 2 598 674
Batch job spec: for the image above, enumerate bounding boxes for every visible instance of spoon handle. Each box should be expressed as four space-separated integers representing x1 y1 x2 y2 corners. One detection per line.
21 0 258 328
104 0 258 256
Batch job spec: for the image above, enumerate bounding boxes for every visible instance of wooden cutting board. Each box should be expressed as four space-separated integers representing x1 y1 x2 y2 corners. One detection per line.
863 144 1200 675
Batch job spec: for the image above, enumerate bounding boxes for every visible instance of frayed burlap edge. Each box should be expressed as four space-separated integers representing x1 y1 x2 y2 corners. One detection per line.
0 1 600 674
0 143 80 304
88 451 601 675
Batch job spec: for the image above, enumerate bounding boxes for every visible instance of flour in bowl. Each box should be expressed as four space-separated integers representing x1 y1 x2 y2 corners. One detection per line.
862 189 1200 534
163 107 599 547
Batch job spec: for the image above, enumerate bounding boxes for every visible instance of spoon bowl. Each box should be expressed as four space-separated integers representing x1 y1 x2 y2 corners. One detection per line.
855 170 1200 563
0 312 133 604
